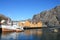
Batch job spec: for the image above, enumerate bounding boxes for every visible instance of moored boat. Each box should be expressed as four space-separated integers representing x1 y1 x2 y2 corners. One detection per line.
0 20 24 32
1 25 24 32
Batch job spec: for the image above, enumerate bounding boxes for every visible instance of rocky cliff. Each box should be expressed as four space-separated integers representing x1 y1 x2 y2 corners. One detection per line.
32 6 60 26
0 14 10 22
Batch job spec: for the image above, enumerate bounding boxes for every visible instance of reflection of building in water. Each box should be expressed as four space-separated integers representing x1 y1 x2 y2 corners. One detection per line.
1 32 17 40
23 29 42 36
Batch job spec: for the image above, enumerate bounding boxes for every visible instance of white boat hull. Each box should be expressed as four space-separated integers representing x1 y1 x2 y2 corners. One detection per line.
0 25 24 32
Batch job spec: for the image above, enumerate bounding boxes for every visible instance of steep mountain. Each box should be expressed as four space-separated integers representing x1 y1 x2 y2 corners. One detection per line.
32 5 60 26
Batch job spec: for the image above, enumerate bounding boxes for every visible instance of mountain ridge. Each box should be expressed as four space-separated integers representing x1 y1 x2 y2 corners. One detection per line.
32 5 60 26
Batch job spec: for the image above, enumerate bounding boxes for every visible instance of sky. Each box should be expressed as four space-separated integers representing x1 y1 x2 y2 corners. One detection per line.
0 0 60 21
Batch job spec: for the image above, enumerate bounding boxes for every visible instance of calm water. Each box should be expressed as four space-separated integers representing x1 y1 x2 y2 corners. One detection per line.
0 29 60 40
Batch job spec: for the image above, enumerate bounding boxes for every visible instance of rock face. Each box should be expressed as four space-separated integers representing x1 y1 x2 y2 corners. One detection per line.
0 14 7 21
32 6 60 26
0 14 11 22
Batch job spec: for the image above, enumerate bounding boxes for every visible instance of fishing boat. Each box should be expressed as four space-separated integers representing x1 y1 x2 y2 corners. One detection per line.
1 25 24 32
0 20 24 32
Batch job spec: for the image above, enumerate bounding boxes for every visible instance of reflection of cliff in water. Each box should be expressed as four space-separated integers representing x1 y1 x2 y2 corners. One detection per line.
56 33 60 40
41 28 60 40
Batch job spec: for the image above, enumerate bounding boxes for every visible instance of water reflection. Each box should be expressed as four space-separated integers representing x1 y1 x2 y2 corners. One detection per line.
56 33 60 40
0 33 2 40
16 29 42 40
41 29 60 40
0 29 60 40
1 32 17 40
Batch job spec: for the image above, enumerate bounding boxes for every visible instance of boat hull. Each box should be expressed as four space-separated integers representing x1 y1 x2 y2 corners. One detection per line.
2 28 16 32
0 25 24 32
0 28 23 32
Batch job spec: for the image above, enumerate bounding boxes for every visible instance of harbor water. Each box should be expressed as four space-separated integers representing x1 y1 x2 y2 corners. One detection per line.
0 29 60 40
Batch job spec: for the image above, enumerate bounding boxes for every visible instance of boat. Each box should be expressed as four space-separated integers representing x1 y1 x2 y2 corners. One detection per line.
1 25 24 32
0 20 24 32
